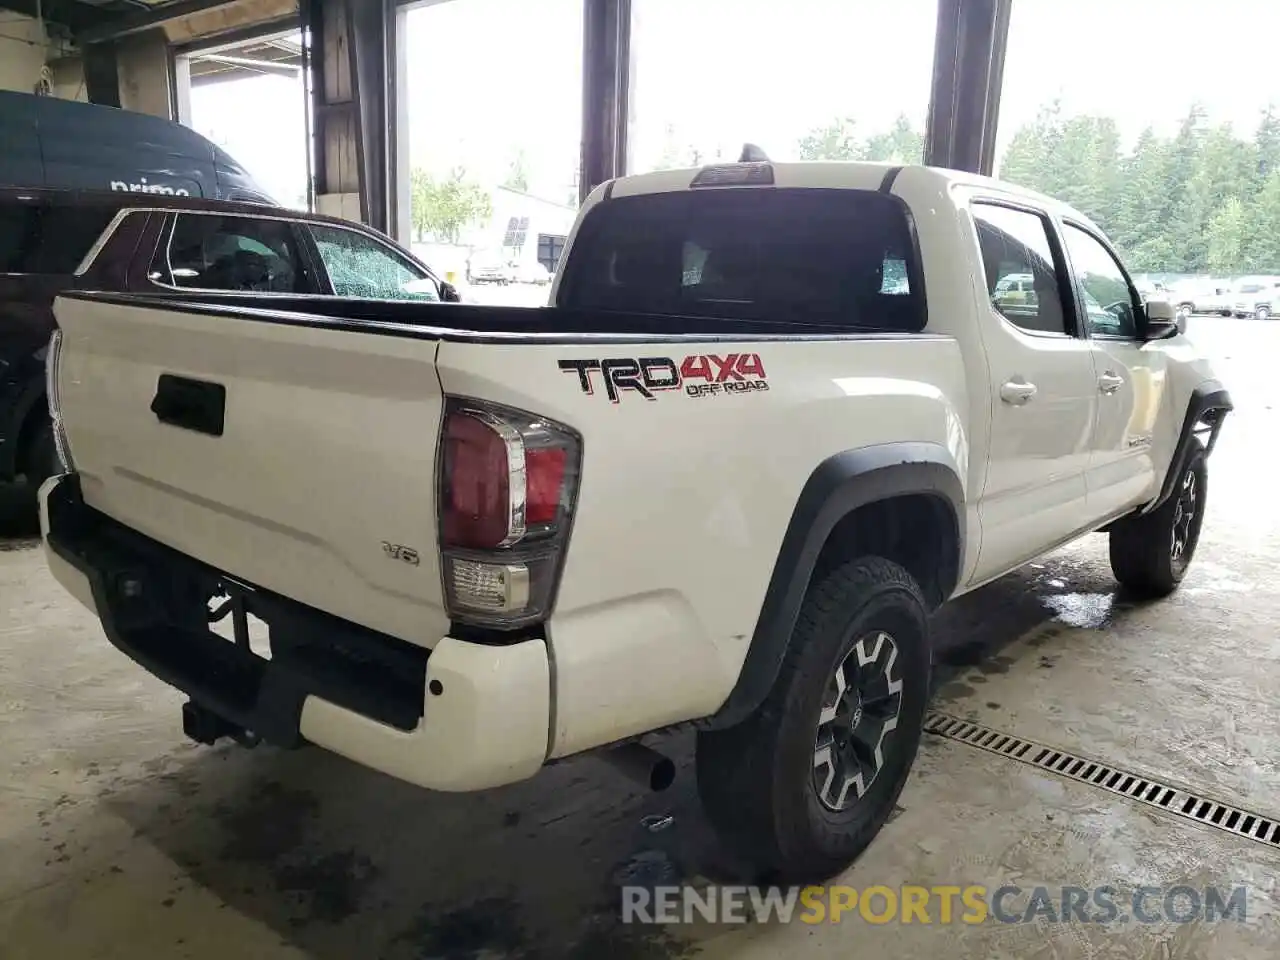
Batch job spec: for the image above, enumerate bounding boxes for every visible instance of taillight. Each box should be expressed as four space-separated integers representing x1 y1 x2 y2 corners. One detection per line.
45 328 74 474
438 398 580 629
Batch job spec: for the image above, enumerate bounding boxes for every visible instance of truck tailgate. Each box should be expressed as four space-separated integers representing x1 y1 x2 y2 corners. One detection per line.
52 294 450 648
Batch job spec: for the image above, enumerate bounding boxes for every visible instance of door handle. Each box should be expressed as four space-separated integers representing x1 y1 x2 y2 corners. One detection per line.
1098 372 1124 395
1000 379 1038 405
151 374 226 437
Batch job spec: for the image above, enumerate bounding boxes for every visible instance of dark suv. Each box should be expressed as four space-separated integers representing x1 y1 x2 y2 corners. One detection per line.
1 188 455 500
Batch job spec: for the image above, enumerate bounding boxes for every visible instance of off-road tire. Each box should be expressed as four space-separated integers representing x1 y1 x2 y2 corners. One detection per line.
1109 443 1207 597
695 556 931 882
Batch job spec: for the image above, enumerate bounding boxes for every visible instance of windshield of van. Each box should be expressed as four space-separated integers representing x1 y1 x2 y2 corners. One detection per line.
559 188 925 332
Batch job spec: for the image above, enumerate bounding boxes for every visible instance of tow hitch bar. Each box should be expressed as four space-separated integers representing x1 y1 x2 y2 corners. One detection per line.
182 700 261 748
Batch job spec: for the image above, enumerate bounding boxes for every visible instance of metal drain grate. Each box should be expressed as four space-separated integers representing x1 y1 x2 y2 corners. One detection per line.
924 711 1280 851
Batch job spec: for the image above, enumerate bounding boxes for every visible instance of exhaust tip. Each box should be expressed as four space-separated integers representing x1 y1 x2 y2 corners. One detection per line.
604 741 676 792
650 756 676 792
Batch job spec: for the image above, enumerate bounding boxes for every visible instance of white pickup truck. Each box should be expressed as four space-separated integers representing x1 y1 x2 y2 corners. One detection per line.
39 160 1231 881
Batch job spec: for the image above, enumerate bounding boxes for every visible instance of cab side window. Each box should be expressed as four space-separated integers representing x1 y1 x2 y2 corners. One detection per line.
972 203 1071 336
309 224 439 301
157 214 311 294
1061 224 1139 339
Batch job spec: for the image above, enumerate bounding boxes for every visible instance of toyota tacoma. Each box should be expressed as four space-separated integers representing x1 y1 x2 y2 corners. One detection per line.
38 159 1231 881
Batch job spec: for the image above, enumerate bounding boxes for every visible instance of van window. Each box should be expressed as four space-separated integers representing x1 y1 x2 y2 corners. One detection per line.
559 188 925 332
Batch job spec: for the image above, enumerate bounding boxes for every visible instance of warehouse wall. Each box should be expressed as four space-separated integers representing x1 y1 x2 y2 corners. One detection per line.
0 14 51 94
0 13 86 100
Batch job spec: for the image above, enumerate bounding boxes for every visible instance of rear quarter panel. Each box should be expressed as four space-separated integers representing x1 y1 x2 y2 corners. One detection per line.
436 335 968 757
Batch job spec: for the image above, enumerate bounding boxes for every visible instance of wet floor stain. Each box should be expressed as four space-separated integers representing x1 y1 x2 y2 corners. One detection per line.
274 849 380 924
214 780 320 864
564 919 699 960
936 681 976 700
394 895 532 959
1042 592 1115 629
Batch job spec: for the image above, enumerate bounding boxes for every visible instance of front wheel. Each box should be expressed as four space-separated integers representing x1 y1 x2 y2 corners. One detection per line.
1256 305 1271 321
695 556 931 882
1177 303 1193 321
1109 444 1207 597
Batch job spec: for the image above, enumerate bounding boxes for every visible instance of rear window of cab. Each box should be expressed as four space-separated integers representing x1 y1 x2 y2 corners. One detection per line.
558 188 925 333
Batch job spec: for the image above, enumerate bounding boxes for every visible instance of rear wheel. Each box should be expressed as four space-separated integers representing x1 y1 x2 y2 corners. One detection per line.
695 556 930 882
1109 444 1207 597
1177 303 1193 321
1256 305 1271 321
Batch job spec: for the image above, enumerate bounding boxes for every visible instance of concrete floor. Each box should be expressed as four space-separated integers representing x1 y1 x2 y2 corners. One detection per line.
1 318 1278 959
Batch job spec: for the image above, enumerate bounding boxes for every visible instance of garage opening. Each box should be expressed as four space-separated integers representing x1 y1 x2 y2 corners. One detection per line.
404 0 582 304
178 29 310 211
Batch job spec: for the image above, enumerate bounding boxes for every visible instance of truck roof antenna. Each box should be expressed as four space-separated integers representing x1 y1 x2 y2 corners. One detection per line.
739 143 770 163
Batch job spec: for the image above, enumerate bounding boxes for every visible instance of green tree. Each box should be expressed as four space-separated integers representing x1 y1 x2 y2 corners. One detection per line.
1254 103 1280 188
503 150 530 193
797 117 865 161
1112 128 1175 271
1001 100 1065 194
1205 196 1247 275
863 114 924 164
1244 169 1280 273
656 123 706 170
410 167 492 244
788 103 1279 278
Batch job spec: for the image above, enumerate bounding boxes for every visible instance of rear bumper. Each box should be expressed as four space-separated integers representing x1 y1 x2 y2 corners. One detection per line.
39 474 551 792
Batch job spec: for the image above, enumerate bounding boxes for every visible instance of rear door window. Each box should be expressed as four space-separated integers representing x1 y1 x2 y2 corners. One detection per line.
972 203 1073 337
34 205 117 273
0 200 115 274
156 213 315 294
559 188 925 332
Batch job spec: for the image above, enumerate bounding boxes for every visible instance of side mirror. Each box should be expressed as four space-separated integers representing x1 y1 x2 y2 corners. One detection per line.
1143 299 1180 340
440 281 462 303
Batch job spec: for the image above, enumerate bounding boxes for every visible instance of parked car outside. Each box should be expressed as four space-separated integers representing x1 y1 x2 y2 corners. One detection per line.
1168 279 1234 319
1230 276 1280 320
513 261 552 285
469 255 515 285
992 271 1035 308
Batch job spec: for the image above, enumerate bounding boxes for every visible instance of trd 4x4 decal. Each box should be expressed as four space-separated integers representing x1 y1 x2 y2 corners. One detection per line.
559 354 769 403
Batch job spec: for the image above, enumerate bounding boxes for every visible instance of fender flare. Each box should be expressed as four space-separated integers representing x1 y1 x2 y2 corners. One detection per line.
1143 379 1232 514
705 442 965 730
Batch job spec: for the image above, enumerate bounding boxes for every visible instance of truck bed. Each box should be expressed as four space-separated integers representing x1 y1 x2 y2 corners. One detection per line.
51 288 966 691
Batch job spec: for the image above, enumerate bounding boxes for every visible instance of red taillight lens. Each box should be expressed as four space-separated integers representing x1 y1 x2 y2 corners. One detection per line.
438 400 581 630
442 412 512 549
525 447 567 525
